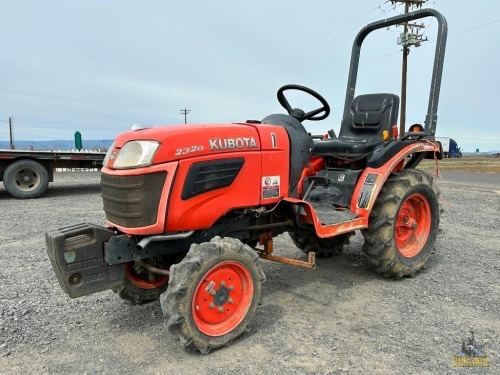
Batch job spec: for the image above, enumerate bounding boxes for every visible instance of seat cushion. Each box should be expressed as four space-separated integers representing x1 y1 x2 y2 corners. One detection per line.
312 138 383 156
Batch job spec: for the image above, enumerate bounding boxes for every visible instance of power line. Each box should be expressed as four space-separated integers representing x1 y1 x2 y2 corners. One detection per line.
221 18 500 117
450 19 500 36
189 32 357 112
189 2 391 110
3 10 499 135
0 87 180 115
0 2 399 124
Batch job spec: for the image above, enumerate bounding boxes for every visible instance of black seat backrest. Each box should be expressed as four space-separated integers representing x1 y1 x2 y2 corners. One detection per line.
339 93 399 143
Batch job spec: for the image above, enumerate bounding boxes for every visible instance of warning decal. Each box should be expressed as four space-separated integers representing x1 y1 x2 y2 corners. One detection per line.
262 176 280 199
357 173 379 209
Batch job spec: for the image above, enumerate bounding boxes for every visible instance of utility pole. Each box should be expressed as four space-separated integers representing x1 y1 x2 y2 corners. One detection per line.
9 116 14 150
180 108 191 124
391 0 427 136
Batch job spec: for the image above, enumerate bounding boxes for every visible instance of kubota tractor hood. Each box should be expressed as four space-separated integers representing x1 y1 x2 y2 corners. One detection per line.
110 123 262 166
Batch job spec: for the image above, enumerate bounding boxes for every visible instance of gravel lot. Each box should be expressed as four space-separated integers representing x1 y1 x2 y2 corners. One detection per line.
0 171 498 374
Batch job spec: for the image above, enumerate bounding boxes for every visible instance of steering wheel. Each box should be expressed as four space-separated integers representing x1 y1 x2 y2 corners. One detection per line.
277 84 330 121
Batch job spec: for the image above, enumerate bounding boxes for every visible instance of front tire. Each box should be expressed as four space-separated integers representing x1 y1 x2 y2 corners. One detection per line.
361 169 440 278
161 237 265 354
3 159 49 199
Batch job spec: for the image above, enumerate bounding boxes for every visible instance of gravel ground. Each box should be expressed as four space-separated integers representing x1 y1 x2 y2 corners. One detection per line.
0 171 499 374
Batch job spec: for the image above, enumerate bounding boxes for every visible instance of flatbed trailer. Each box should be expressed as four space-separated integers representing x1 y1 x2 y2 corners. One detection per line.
0 149 105 199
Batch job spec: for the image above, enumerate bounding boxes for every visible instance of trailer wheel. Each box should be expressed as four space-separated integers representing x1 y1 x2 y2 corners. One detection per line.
361 169 440 278
289 230 353 257
161 236 265 354
114 256 180 305
3 159 49 199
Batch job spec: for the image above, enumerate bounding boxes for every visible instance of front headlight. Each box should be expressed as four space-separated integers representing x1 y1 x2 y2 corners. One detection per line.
103 141 116 167
113 140 160 169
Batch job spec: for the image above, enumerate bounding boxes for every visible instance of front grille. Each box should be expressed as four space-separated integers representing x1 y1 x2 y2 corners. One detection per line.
181 158 244 200
101 172 166 228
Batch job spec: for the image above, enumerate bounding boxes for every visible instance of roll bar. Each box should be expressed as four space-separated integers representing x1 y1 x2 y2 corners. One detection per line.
344 8 447 135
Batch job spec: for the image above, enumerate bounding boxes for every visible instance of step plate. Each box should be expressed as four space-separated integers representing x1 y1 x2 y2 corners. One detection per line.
308 200 357 226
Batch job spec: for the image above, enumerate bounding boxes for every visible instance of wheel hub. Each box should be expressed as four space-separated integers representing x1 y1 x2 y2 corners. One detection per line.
395 193 431 258
192 261 253 336
14 168 39 191
213 285 230 306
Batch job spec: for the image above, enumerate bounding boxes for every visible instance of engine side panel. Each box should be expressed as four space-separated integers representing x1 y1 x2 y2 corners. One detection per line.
166 152 261 231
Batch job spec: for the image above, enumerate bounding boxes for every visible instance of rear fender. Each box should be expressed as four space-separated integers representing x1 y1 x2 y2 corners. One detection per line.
350 141 438 216
283 142 438 238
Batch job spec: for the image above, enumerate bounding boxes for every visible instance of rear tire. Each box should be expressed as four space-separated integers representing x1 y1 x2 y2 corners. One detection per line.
361 169 440 278
161 237 265 354
3 159 49 199
289 230 353 257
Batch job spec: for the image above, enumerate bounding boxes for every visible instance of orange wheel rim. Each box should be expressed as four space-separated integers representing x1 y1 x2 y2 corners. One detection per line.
395 193 431 258
192 261 253 337
124 262 169 290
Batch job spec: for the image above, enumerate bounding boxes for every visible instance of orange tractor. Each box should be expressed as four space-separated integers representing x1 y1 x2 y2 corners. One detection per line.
46 9 447 353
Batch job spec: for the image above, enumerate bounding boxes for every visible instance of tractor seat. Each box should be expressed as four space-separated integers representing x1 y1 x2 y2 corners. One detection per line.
312 93 399 156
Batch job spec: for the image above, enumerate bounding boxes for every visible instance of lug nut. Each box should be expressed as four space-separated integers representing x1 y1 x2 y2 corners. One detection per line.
209 302 215 309
218 307 224 313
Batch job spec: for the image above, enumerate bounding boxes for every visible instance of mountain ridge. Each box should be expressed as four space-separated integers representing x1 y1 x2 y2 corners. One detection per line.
0 140 113 151
1 140 499 155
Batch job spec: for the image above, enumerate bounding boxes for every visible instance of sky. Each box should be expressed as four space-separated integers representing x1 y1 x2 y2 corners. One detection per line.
1 0 499 152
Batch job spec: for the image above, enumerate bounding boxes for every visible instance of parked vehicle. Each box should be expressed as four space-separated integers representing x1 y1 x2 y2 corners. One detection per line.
435 137 462 158
0 150 105 198
46 9 447 354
